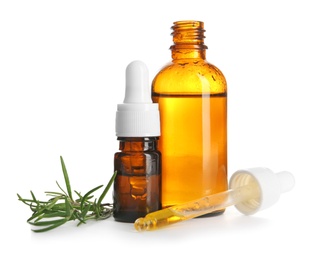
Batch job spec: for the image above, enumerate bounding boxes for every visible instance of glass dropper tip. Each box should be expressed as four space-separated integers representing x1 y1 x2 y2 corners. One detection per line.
134 217 152 232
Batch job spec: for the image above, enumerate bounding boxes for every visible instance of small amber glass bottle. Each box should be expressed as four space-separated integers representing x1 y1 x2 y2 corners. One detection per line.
152 21 227 215
113 137 161 222
113 61 161 222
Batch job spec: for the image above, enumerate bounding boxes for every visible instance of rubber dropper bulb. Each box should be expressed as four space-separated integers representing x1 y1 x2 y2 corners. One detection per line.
124 60 152 104
229 168 295 215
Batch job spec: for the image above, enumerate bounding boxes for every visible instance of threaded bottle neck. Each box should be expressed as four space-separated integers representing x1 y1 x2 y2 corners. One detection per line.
170 21 207 59
118 137 158 152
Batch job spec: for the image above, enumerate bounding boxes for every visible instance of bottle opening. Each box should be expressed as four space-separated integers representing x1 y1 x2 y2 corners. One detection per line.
170 20 207 50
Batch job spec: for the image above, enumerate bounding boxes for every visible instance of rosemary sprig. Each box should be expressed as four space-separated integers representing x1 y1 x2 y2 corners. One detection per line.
17 156 117 232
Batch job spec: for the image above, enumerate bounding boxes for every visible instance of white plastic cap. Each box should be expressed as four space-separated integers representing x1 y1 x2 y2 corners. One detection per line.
229 167 295 215
115 60 160 137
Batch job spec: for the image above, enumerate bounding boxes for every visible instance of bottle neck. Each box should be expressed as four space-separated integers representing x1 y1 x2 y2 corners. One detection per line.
170 21 207 60
118 137 158 152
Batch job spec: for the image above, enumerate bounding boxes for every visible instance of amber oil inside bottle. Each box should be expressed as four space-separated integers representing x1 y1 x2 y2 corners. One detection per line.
113 137 161 222
152 21 227 215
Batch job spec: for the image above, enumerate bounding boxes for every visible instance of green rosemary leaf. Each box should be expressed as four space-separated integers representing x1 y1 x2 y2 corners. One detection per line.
74 190 82 201
31 219 68 233
30 191 38 204
93 199 99 217
73 211 86 225
80 184 103 211
29 218 67 226
80 195 94 203
46 196 63 210
65 197 72 216
45 191 66 197
74 190 81 197
60 156 73 201
50 202 67 211
56 181 69 197
29 203 38 213
27 208 49 222
37 211 68 219
97 171 117 210
80 204 91 219
17 194 33 206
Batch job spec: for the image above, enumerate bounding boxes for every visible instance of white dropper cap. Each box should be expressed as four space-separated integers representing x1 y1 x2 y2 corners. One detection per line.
115 60 160 137
229 167 295 215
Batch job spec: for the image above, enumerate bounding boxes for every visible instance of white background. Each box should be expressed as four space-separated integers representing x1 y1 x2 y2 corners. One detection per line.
1 0 315 258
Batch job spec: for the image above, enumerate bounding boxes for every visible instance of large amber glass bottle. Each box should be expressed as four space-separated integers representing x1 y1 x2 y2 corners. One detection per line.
152 21 227 215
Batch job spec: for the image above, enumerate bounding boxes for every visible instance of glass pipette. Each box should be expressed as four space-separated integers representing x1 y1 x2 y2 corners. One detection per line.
134 167 295 231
